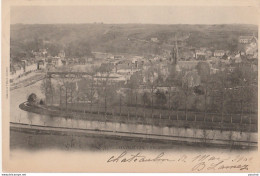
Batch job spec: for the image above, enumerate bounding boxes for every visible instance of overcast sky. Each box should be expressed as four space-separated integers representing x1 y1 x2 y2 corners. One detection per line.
11 6 258 25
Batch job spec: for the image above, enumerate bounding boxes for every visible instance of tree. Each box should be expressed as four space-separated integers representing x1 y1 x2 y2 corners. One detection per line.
155 90 167 106
225 64 257 121
128 71 143 117
145 65 159 118
172 92 182 120
193 85 204 95
39 99 44 105
165 67 179 119
142 92 151 107
195 62 211 121
117 89 126 116
227 35 238 52
155 90 167 118
210 70 228 122
40 77 55 105
181 71 194 120
96 63 113 116
46 42 62 57
65 40 93 58
196 61 210 83
80 66 99 113
27 93 37 104
55 67 77 111
89 67 98 113
223 64 254 111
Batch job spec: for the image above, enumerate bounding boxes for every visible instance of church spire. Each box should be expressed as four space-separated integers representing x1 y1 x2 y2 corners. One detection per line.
170 40 178 65
169 34 180 66
170 47 177 65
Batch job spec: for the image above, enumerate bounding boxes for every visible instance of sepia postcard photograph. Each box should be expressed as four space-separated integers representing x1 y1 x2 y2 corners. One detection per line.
1 0 260 173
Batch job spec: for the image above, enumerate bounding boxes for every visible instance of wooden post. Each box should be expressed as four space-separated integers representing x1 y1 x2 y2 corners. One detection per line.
204 89 207 122
65 87 68 111
51 83 54 105
59 86 62 106
90 75 94 114
221 75 225 123
151 87 154 119
70 86 73 104
135 91 137 118
119 94 121 117
240 100 243 124
84 96 86 114
97 100 100 115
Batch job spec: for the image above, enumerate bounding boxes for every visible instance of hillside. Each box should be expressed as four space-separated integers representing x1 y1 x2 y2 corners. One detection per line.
10 23 258 61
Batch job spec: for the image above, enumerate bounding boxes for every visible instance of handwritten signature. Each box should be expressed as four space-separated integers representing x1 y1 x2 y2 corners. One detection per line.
191 154 249 171
107 151 179 163
107 151 252 171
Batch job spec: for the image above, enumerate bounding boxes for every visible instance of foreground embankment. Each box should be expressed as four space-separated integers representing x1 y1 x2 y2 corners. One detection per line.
10 122 257 150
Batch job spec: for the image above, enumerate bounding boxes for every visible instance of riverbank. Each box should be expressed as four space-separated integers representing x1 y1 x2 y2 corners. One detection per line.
10 72 45 91
19 102 257 133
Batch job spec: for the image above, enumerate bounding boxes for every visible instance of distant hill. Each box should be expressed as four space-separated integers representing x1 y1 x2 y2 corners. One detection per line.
10 23 258 62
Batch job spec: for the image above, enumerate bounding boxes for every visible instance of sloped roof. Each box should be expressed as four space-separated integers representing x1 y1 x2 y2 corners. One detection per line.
214 50 225 53
239 36 253 40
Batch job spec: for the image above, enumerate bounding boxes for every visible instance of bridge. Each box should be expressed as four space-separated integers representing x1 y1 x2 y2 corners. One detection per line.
46 71 118 79
44 71 121 105
46 71 92 78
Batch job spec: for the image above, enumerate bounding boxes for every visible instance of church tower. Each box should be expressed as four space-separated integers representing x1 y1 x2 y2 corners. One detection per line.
169 39 181 73
170 40 178 65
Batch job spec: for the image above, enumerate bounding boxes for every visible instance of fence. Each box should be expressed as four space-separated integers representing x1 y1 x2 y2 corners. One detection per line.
57 103 257 125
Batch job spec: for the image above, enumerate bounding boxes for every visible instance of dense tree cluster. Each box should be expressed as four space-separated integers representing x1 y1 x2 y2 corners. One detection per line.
41 61 257 121
10 37 93 64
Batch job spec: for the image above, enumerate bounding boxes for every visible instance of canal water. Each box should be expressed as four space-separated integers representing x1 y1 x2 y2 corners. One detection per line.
10 80 257 144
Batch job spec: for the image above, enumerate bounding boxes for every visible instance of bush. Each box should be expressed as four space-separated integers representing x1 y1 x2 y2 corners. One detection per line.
39 99 44 105
27 93 37 104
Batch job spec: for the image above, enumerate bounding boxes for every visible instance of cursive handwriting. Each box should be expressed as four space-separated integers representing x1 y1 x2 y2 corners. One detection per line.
107 151 177 163
191 154 249 171
107 151 252 171
192 161 248 171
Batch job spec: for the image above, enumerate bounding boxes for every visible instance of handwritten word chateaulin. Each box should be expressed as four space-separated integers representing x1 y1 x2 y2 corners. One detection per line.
107 151 252 171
